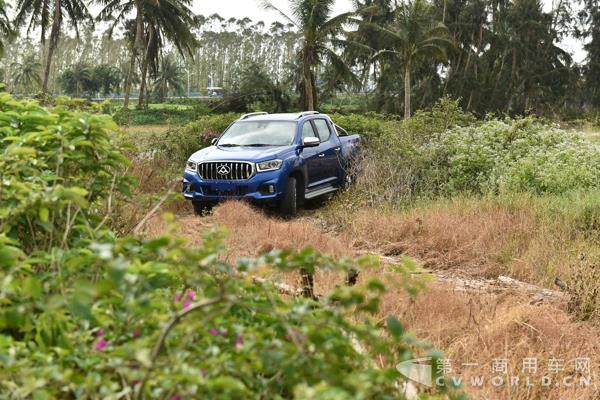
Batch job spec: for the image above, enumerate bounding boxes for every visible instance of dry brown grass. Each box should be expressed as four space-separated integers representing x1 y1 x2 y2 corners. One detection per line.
377 283 600 399
142 201 350 260
339 201 535 278
325 198 596 288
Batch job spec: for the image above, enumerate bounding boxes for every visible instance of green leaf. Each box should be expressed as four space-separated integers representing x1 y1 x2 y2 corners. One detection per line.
38 207 49 223
32 390 50 400
23 277 43 299
387 315 404 339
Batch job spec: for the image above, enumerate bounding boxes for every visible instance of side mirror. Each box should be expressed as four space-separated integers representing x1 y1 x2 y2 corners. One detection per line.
302 137 320 147
211 138 218 146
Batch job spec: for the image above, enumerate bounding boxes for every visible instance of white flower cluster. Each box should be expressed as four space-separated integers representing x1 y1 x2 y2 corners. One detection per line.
424 118 600 195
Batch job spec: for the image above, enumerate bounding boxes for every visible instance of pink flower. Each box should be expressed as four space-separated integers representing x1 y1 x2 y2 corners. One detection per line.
96 329 104 338
132 380 140 386
188 290 196 301
235 335 244 350
182 300 191 310
95 339 108 351
208 328 228 336
133 329 141 338
171 396 181 400
175 293 183 302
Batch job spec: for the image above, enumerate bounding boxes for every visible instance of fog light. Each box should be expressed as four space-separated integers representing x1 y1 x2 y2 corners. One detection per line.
267 185 275 193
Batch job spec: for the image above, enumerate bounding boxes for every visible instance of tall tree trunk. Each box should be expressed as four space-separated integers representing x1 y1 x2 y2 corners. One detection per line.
124 51 136 108
42 0 61 94
138 38 152 108
123 0 144 110
404 64 411 119
303 46 315 111
138 61 147 108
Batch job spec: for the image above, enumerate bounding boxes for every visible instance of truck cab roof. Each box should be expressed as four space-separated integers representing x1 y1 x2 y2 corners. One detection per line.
237 111 329 123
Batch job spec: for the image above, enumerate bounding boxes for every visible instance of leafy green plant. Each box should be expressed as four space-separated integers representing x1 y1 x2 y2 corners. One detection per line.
0 92 132 252
425 117 600 195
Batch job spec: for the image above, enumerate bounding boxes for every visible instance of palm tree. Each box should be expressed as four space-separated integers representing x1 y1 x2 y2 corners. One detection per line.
0 0 14 57
13 0 92 94
152 56 183 101
374 0 452 118
137 0 196 107
98 0 196 108
261 0 359 110
11 54 42 94
94 64 122 96
59 62 92 97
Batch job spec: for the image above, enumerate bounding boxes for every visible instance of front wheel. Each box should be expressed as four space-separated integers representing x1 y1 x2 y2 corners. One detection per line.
279 177 298 217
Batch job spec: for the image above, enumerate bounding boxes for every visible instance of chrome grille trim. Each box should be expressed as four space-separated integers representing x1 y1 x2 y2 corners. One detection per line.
198 161 255 181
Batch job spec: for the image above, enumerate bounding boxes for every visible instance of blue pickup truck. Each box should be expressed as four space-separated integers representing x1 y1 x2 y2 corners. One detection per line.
182 111 361 216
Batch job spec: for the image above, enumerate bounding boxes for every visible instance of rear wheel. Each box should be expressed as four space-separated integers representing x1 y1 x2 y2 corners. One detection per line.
192 201 212 216
280 177 298 217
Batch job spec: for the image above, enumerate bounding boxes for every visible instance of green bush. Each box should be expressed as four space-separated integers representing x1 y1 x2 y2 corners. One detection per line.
0 92 132 252
113 107 199 126
425 118 600 195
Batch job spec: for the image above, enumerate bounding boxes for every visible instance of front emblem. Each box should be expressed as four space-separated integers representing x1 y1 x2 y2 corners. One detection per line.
217 164 231 175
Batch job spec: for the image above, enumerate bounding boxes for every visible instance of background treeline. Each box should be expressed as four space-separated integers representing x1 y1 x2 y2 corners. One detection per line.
0 0 599 118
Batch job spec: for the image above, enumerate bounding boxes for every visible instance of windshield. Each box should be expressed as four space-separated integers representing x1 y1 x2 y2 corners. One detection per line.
217 121 297 147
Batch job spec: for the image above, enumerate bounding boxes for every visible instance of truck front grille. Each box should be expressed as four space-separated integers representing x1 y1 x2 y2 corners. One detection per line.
198 161 254 181
201 185 248 196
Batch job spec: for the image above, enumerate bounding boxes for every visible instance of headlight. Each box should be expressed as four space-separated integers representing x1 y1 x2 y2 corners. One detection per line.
186 160 197 172
257 159 283 172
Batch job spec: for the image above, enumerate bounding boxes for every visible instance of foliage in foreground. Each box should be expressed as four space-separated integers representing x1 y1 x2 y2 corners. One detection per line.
0 93 464 398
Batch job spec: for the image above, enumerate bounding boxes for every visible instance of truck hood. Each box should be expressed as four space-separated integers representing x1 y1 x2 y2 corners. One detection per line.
189 145 294 163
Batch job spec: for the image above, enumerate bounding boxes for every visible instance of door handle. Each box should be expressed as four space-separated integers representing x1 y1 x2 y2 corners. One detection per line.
334 147 341 152
318 153 325 158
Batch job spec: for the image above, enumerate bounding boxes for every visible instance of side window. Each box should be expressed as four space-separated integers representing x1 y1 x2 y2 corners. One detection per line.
302 121 318 139
335 124 348 136
313 119 331 142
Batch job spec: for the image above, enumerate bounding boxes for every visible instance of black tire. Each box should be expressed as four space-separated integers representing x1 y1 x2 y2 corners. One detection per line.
192 201 212 216
280 177 298 217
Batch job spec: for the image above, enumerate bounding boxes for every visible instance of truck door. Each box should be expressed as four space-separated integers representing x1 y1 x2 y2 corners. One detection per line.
301 121 324 186
312 118 342 185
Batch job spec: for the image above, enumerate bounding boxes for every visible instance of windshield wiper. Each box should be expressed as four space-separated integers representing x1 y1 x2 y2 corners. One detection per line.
218 143 240 147
243 144 272 147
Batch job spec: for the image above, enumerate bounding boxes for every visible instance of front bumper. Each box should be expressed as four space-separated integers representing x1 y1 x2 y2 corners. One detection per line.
182 169 286 203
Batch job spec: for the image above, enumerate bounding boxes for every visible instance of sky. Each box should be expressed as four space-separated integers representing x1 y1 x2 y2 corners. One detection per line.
193 0 354 26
